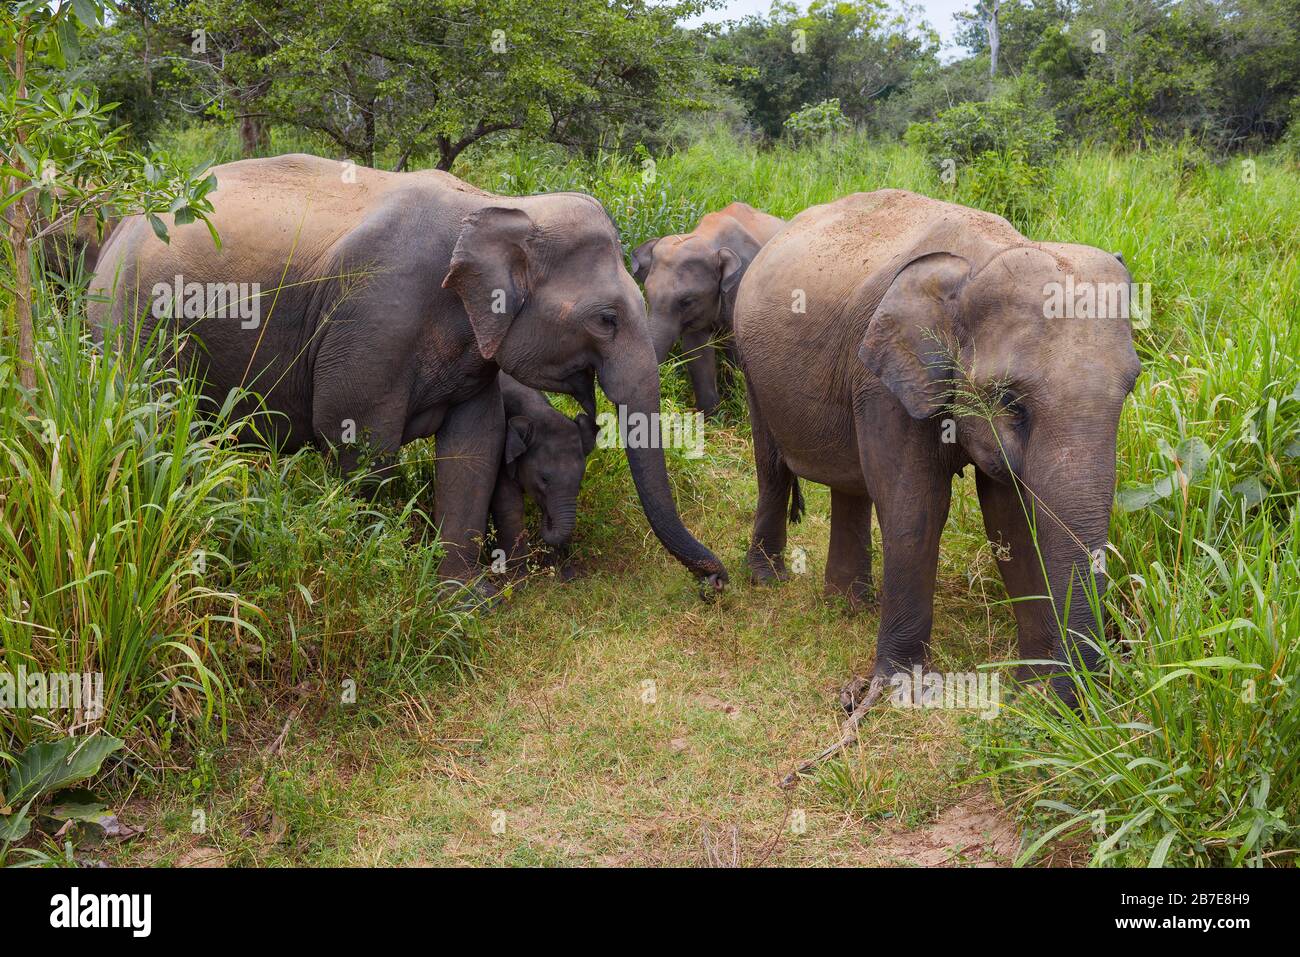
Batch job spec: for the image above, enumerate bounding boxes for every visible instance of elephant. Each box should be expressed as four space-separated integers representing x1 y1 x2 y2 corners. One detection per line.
631 202 785 418
90 153 727 591
733 189 1140 707
489 372 598 570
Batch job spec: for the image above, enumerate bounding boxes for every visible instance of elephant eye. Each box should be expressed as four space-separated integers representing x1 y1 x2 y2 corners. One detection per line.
1005 401 1028 429
599 310 617 328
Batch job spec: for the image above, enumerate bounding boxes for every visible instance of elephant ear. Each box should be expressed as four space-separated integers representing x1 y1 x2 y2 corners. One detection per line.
858 252 972 420
575 412 598 457
630 237 660 283
442 207 536 361
503 415 533 478
718 246 744 297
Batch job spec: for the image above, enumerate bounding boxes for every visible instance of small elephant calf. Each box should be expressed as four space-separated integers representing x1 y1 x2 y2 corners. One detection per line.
631 202 785 418
489 374 599 571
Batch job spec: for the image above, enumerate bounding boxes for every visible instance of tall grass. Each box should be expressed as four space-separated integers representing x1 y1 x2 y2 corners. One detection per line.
1 275 478 770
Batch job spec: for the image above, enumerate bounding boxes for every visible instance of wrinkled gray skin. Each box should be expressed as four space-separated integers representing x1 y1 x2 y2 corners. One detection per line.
734 189 1140 707
90 154 727 590
491 372 597 566
631 202 784 417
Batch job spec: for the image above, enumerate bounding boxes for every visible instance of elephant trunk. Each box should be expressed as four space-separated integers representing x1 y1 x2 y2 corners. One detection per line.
1024 422 1118 705
649 313 680 365
598 349 727 586
542 501 578 549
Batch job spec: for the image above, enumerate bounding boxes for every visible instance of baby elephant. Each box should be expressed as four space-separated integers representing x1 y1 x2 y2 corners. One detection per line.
490 373 599 572
631 202 785 417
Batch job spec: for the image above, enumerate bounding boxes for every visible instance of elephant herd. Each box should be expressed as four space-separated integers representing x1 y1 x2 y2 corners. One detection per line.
88 153 1140 715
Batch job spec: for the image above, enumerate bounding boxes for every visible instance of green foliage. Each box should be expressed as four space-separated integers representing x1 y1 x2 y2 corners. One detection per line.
0 734 123 849
905 84 1059 169
783 98 851 143
709 0 937 139
0 315 261 749
905 84 1057 227
169 0 717 169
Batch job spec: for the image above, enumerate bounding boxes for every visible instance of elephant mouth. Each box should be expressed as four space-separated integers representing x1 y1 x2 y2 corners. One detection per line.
564 369 597 418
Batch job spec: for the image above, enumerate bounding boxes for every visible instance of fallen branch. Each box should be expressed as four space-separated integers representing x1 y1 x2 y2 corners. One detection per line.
779 676 887 790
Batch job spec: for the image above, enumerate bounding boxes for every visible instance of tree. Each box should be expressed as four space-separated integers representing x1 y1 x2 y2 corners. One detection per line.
710 0 937 139
173 0 718 169
1 1 216 392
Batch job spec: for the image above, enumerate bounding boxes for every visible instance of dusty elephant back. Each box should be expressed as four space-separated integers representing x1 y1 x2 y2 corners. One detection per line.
733 188 1024 486
87 154 496 450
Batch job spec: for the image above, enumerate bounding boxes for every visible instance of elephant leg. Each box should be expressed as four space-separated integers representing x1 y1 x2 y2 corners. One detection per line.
681 327 720 419
489 474 529 567
825 489 874 610
975 470 1058 679
433 383 505 585
844 427 952 709
746 386 795 585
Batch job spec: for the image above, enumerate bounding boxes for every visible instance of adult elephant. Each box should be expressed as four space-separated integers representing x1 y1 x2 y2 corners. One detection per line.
631 202 785 417
734 189 1140 707
90 153 727 590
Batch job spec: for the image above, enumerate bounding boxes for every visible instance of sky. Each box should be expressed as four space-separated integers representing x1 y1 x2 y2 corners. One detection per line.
683 0 974 60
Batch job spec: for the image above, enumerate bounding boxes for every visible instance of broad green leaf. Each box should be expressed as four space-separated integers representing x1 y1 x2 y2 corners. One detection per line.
0 735 124 811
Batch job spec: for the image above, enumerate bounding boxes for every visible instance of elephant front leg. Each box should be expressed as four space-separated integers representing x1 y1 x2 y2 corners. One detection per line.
312 390 406 493
681 327 721 419
825 489 874 610
433 384 505 588
843 453 952 711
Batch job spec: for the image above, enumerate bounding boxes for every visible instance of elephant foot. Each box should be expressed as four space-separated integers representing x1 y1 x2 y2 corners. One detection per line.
824 578 876 613
839 674 871 713
839 672 893 713
439 574 502 611
747 554 790 586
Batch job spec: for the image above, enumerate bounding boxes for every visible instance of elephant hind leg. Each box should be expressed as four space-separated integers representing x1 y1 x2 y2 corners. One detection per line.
746 387 797 584
825 489 874 610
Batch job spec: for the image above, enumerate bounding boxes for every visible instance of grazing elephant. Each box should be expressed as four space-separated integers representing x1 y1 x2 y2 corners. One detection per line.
90 153 727 590
490 372 598 566
631 202 785 417
734 189 1140 706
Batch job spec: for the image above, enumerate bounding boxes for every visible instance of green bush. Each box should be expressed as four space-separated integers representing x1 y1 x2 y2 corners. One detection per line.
905 85 1059 172
783 99 851 144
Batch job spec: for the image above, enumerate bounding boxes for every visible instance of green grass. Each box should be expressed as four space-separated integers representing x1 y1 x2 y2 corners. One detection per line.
6 128 1299 866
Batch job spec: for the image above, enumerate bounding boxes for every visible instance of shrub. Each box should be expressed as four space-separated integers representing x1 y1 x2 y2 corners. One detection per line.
783 99 851 144
905 85 1059 172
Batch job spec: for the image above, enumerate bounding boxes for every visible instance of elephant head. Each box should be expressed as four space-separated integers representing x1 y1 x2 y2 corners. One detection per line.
442 198 728 587
631 235 744 363
504 406 598 549
859 244 1141 699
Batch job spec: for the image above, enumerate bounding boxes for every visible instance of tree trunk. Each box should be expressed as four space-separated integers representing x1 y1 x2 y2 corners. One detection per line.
8 17 36 392
986 0 1000 78
239 112 269 157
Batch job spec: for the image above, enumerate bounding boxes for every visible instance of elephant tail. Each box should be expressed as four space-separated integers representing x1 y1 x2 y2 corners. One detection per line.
789 476 805 525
